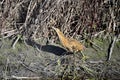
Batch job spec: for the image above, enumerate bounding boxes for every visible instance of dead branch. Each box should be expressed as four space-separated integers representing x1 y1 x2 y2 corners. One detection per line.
106 36 117 61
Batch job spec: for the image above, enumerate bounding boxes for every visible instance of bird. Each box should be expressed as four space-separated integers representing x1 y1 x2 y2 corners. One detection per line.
52 27 87 59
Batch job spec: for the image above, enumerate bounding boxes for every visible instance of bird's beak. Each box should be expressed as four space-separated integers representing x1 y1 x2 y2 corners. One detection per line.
51 27 56 30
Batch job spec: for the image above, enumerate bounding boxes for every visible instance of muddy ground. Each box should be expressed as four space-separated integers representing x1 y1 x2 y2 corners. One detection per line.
0 37 120 80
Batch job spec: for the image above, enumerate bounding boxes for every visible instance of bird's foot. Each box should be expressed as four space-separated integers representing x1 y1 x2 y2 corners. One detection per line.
81 56 89 61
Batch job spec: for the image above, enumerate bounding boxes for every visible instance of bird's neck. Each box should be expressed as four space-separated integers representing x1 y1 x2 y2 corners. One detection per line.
56 30 67 42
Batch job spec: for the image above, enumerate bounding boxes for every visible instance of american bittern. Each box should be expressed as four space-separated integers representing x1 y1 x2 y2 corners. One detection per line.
52 27 87 59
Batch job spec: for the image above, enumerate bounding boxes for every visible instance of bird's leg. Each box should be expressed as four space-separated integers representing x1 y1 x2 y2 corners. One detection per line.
73 51 77 79
81 51 89 61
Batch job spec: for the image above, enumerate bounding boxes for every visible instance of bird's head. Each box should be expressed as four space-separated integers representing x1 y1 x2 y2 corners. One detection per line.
51 27 65 37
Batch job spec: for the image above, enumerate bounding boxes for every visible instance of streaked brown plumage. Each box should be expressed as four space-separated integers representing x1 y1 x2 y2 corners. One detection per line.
52 27 85 53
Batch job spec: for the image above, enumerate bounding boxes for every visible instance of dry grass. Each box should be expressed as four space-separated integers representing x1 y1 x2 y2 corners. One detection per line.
0 0 119 40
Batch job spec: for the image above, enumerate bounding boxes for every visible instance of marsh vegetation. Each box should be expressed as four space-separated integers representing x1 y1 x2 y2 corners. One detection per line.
0 0 120 79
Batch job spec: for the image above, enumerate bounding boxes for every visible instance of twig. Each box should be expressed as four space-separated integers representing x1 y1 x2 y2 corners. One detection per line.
1 32 18 39
3 58 10 80
11 75 41 79
18 61 37 74
94 30 105 37
1 29 18 39
24 1 37 28
106 36 117 61
12 35 21 49
1 0 5 4
88 60 103 64
81 65 96 76
89 40 103 51
1 29 16 35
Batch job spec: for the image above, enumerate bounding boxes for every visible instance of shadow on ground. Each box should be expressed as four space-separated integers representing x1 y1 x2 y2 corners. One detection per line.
25 39 73 56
